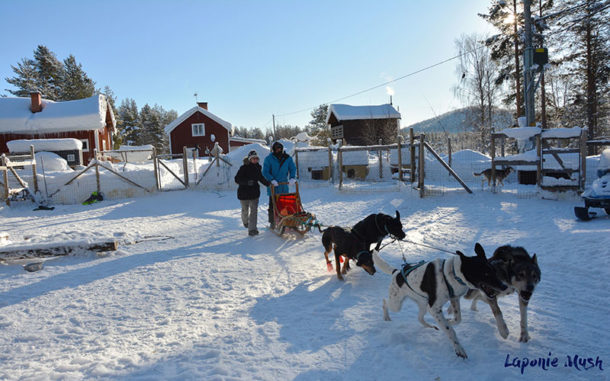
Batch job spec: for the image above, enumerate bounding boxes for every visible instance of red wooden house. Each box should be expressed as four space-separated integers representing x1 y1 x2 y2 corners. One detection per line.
0 92 116 163
164 102 233 156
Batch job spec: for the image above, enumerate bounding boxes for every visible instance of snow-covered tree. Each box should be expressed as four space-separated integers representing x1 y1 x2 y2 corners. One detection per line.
61 55 96 100
4 58 38 97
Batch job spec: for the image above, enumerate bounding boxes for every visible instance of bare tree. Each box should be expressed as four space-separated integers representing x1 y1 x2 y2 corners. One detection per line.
454 33 503 153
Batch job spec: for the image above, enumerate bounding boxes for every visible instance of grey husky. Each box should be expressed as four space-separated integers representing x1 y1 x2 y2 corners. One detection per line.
464 245 541 342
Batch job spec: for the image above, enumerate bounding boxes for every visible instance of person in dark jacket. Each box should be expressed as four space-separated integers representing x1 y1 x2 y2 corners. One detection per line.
234 150 270 236
262 141 297 229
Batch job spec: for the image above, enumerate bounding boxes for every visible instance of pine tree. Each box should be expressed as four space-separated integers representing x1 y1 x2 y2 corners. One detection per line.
61 55 95 100
5 58 38 96
479 0 524 117
306 104 330 146
32 45 64 100
117 99 140 146
555 0 609 150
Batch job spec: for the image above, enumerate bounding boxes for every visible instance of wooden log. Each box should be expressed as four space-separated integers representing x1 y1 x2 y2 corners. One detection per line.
30 145 38 194
152 147 160 191
0 240 119 259
397 135 403 182
419 134 425 198
409 128 415 183
182 146 189 188
338 140 343 190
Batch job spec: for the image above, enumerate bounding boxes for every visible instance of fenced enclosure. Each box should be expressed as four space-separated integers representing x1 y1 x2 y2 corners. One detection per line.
3 130 605 206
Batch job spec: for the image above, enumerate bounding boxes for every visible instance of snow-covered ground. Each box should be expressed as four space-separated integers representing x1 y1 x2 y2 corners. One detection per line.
0 183 608 380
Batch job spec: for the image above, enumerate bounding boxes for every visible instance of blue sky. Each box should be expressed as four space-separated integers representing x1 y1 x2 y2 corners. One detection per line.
0 0 493 131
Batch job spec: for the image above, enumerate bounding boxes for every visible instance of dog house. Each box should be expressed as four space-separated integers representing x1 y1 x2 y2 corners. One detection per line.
7 138 83 167
296 150 331 180
340 150 369 179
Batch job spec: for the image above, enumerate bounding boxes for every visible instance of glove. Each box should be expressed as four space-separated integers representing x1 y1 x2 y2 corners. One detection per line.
289 178 296 186
247 180 255 186
271 180 279 187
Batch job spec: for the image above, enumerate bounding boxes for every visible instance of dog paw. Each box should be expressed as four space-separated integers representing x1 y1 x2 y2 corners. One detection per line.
326 262 333 272
519 332 530 342
455 345 468 359
499 324 509 339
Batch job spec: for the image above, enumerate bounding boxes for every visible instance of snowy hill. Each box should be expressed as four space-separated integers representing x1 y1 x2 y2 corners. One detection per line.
403 107 513 133
0 184 608 380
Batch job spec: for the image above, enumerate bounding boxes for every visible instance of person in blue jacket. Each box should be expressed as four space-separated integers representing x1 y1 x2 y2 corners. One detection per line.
263 141 297 228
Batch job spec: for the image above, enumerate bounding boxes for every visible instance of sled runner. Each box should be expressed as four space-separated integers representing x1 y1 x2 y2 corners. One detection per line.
270 182 321 236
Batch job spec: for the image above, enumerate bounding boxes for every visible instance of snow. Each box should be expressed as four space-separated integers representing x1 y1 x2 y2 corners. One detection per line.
327 103 401 123
35 152 72 172
541 127 583 139
0 95 114 134
341 150 369 165
599 148 610 172
7 138 83 153
499 127 542 140
0 183 608 380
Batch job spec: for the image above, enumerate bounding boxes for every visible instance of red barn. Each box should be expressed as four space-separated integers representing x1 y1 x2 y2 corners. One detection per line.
164 102 232 156
0 92 115 163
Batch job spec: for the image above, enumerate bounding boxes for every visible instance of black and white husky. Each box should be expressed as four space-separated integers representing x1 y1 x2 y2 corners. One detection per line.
373 243 507 359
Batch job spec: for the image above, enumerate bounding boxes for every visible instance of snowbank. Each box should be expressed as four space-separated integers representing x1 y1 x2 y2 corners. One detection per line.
35 152 72 172
106 145 153 163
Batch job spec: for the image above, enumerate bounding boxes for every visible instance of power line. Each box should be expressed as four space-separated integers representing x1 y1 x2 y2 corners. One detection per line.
274 49 479 118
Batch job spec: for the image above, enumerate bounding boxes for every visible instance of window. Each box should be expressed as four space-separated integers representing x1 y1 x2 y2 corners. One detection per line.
80 139 90 152
192 123 205 137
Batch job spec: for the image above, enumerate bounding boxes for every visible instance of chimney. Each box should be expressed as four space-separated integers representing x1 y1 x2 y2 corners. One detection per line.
30 91 42 113
197 102 208 110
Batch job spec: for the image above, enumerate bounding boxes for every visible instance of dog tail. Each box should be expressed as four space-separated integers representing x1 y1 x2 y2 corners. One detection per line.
372 250 396 275
473 171 482 176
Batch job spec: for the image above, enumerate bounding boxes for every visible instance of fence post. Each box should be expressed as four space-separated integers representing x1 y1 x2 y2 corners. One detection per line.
491 135 496 190
580 128 587 191
94 149 101 194
338 140 344 190
215 143 220 167
397 135 403 182
327 139 333 184
378 138 383 179
152 147 160 191
536 134 542 188
447 138 452 167
409 128 416 183
182 146 190 188
1 155 9 203
418 134 425 198
30 145 39 193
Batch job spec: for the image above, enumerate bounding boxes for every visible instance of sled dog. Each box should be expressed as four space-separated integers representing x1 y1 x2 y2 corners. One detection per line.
373 243 507 358
474 167 513 186
464 245 540 342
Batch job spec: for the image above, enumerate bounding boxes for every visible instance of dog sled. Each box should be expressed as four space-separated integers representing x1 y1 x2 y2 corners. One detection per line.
270 182 321 236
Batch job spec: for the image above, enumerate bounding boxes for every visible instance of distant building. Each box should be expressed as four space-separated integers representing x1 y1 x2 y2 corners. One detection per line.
0 92 115 163
164 102 232 156
327 103 401 146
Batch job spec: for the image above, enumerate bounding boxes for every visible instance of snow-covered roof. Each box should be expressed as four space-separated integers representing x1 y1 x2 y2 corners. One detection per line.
498 127 541 140
541 127 583 139
164 106 232 135
229 136 267 145
0 94 115 134
326 104 401 123
7 138 83 153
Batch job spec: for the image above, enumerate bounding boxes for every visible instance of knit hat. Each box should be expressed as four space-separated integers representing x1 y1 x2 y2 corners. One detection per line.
272 142 283 152
247 150 259 160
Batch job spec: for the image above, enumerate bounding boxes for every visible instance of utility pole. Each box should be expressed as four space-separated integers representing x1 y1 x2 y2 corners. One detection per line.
523 0 535 126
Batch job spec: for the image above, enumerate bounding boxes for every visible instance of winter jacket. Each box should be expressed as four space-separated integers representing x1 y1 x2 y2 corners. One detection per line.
234 159 271 200
262 151 296 196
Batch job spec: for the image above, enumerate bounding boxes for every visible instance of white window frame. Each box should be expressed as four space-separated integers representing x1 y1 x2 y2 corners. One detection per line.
192 123 205 137
80 139 90 152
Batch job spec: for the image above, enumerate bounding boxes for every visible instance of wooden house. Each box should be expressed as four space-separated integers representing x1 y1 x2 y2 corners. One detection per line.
327 103 401 146
0 92 115 163
164 102 232 156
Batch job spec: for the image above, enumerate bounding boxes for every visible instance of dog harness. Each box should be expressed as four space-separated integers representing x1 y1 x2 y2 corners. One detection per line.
395 260 428 299
441 259 467 298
